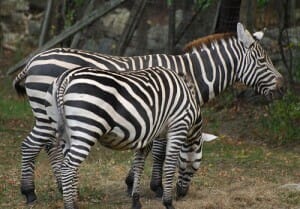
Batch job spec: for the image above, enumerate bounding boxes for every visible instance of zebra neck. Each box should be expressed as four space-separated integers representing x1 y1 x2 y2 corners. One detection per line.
180 47 239 105
129 43 241 105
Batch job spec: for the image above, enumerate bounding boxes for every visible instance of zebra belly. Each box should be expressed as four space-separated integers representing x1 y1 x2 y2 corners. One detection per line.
99 126 150 151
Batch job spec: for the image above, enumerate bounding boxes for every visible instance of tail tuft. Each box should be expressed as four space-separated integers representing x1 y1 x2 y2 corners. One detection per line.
13 79 26 96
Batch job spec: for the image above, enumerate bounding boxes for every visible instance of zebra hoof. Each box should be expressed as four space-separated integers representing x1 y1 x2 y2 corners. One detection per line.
163 199 175 209
150 180 163 198
21 188 37 204
176 183 188 200
57 182 63 194
165 205 175 209
125 171 134 196
64 203 79 209
126 183 133 196
131 193 142 209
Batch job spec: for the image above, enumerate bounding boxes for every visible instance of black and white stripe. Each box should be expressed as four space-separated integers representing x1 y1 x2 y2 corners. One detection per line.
14 23 284 203
45 66 202 209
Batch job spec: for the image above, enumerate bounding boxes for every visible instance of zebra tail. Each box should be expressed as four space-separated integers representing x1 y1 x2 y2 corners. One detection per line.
55 69 74 144
12 50 49 97
12 69 27 96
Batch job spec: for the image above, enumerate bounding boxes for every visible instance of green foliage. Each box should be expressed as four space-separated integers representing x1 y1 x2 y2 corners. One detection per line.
65 0 85 27
0 96 32 121
261 91 300 145
257 0 270 7
12 42 25 63
294 56 300 82
0 76 31 121
194 0 212 9
167 0 173 6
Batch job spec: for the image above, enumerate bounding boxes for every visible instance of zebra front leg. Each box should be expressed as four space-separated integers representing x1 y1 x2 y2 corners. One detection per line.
176 129 203 199
61 160 79 209
126 142 152 196
150 139 166 198
45 143 64 194
131 148 148 209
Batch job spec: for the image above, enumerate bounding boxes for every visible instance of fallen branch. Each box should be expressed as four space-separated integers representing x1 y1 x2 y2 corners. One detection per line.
3 44 17 52
39 0 53 47
116 0 147 55
7 0 125 75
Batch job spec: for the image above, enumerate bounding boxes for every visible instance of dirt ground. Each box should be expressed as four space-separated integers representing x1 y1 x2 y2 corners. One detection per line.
0 49 299 209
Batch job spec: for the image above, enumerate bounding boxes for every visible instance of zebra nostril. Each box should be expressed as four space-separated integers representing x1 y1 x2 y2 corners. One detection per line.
279 86 285 95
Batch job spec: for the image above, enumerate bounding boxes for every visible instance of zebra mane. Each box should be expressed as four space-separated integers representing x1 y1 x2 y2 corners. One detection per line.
183 32 236 52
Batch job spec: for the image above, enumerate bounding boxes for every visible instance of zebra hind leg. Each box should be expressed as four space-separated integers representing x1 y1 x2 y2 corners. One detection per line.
45 143 64 194
131 193 142 209
150 139 166 198
131 147 149 209
20 133 43 204
126 142 152 196
125 167 134 196
61 160 79 209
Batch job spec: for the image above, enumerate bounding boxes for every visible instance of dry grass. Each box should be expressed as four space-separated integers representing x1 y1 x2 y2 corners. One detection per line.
1 62 299 208
0 126 299 209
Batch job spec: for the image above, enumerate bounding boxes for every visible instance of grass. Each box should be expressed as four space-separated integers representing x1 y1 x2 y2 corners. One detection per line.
1 130 299 209
0 66 299 208
261 91 300 145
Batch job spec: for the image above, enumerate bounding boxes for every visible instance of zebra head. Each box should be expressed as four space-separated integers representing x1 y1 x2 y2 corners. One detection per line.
236 23 285 101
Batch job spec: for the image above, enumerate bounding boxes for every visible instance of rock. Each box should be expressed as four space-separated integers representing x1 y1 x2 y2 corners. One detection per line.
10 13 27 32
0 0 29 16
147 24 168 53
81 38 116 54
82 39 98 52
279 183 300 192
97 37 116 54
28 19 41 36
101 8 130 36
2 33 24 45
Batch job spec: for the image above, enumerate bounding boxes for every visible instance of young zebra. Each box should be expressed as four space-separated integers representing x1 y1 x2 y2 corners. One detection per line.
13 23 285 203
45 66 202 209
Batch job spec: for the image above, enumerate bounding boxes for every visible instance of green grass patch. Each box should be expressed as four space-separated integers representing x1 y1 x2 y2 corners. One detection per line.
1 129 299 208
279 190 300 206
0 76 299 208
0 96 32 120
261 91 300 145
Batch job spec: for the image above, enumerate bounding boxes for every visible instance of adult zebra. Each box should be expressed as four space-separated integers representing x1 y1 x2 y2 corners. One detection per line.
13 23 284 204
45 66 203 209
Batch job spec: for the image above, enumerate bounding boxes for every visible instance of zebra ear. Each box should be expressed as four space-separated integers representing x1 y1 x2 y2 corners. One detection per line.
253 31 264 40
237 22 255 48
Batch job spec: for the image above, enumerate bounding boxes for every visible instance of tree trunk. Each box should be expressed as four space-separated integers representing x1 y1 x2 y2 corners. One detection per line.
214 0 241 33
278 0 294 86
167 0 176 53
